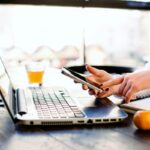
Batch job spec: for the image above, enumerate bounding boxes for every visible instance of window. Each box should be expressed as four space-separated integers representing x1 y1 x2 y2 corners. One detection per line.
0 3 150 68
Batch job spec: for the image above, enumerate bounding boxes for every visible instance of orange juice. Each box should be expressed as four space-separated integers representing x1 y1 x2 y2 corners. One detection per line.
27 71 44 84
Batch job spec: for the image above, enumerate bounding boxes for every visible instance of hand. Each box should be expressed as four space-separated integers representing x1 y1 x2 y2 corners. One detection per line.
101 70 150 103
82 65 120 98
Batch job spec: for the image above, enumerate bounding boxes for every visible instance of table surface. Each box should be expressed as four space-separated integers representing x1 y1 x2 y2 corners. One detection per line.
0 107 150 150
0 67 150 150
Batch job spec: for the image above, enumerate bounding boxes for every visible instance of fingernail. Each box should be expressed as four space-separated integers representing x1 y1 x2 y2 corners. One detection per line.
105 88 109 91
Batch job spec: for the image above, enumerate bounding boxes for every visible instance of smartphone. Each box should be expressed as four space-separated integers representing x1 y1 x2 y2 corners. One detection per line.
61 67 103 93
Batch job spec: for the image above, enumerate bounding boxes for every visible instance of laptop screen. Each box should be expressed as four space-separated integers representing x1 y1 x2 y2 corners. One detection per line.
0 58 15 118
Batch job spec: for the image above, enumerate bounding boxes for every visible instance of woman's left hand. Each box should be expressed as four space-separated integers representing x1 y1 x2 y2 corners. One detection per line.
101 70 150 103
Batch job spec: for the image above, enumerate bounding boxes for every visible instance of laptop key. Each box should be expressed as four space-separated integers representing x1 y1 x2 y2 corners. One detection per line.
31 87 83 120
66 112 75 118
75 113 85 118
64 96 76 107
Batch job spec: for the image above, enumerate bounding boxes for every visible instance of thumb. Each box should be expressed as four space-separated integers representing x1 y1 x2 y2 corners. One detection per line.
101 76 124 88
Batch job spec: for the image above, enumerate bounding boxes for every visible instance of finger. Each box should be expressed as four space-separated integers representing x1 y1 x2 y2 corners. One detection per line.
86 65 107 77
86 76 101 88
96 88 113 98
118 79 128 95
88 89 95 95
89 88 99 95
124 87 135 103
122 81 131 96
101 76 124 88
86 75 97 84
82 84 88 90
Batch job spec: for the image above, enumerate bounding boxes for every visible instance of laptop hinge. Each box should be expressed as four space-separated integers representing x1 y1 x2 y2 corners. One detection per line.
12 88 17 115
16 89 28 115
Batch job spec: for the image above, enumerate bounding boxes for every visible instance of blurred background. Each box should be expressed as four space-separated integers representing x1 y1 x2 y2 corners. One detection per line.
0 4 150 69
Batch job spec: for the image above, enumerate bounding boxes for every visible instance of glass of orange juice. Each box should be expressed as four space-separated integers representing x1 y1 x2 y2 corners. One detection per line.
26 62 45 86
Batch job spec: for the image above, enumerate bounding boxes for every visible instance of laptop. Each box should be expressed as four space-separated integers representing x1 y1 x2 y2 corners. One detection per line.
0 57 128 125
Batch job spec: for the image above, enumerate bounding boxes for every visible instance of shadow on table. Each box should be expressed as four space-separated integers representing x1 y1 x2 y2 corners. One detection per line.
134 129 150 140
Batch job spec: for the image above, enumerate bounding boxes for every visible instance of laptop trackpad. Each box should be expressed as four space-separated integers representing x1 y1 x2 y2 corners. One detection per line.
77 97 115 107
77 97 126 118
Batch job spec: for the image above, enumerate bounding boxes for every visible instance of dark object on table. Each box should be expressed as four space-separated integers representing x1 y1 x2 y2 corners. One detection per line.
68 65 135 74
1 0 150 10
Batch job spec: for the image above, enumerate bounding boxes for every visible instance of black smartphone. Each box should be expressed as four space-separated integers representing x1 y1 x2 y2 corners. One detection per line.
61 67 103 93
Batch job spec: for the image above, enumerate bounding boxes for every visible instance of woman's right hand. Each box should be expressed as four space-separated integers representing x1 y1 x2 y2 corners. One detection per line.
82 65 120 98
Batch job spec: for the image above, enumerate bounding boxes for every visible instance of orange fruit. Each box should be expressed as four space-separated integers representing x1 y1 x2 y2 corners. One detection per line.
133 110 150 130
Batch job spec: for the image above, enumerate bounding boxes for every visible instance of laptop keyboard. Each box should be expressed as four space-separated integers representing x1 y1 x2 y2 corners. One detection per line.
30 87 85 119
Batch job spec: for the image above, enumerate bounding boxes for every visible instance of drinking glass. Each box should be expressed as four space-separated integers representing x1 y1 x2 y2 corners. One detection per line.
26 62 45 86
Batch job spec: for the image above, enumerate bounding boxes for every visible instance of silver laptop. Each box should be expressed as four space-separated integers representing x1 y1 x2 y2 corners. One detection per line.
0 58 128 125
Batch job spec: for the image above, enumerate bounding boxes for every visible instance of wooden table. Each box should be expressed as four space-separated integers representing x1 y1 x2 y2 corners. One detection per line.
0 107 150 150
0 67 150 150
